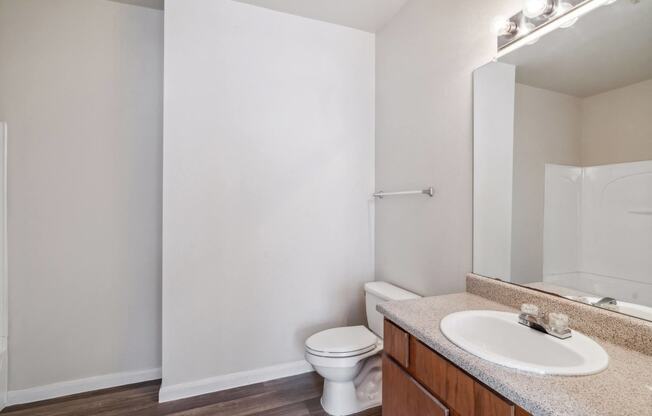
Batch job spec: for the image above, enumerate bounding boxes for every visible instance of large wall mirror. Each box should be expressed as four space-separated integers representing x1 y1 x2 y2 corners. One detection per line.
473 0 652 321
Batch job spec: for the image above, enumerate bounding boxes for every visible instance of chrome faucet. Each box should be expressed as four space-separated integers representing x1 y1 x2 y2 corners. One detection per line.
518 304 572 340
593 297 617 307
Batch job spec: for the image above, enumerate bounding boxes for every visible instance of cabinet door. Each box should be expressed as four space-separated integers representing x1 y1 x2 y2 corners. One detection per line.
473 382 515 416
410 337 447 399
410 338 474 415
408 338 520 416
384 320 410 368
383 355 449 416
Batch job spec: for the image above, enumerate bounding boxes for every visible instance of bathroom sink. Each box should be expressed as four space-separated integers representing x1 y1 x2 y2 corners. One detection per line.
440 310 609 376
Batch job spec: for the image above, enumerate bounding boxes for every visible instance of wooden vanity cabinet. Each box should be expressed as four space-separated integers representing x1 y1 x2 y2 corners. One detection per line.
384 319 410 368
383 319 531 416
383 356 449 416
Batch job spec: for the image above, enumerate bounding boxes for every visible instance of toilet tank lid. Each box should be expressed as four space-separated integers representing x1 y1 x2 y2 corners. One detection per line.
364 281 420 301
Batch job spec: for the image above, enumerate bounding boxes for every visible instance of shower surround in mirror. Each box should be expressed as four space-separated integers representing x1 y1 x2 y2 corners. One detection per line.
512 76 652 320
541 161 652 317
473 0 652 321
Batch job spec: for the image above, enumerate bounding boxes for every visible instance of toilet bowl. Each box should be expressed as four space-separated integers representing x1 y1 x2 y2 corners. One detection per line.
305 282 420 416
305 326 383 415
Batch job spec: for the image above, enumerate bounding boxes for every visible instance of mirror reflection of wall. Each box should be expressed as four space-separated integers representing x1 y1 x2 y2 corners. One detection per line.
512 78 652 309
512 78 652 275
473 0 652 321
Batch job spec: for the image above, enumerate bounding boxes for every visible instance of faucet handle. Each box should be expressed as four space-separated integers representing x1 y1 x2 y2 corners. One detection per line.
520 303 540 317
548 312 570 332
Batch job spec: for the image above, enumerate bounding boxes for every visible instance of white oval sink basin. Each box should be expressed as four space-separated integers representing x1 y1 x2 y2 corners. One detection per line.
440 310 609 376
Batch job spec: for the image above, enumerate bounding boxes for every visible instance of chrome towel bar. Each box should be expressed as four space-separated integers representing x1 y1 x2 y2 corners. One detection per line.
373 187 434 199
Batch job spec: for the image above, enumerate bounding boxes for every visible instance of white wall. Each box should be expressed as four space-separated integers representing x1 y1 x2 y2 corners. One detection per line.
375 0 522 295
511 84 582 283
581 78 652 166
0 123 7 408
0 0 163 394
505 80 650 285
472 62 515 282
162 0 374 400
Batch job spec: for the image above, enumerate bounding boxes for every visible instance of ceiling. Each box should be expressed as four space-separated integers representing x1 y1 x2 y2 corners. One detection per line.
109 0 164 10
233 0 409 33
500 0 652 97
107 0 409 32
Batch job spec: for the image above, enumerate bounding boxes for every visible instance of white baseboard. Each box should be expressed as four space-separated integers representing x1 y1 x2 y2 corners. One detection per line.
158 359 314 403
7 367 162 406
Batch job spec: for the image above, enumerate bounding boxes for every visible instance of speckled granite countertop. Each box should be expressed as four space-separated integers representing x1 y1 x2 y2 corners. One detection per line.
378 293 652 416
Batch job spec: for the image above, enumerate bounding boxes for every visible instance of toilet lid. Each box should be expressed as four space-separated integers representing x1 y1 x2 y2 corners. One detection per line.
305 326 378 356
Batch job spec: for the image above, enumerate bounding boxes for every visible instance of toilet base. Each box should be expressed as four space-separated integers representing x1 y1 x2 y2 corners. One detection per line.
319 355 382 416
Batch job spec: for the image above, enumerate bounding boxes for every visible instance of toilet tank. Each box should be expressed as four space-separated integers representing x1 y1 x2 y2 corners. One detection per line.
364 282 420 339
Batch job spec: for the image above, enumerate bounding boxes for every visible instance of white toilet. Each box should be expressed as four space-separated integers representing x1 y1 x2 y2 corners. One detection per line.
305 282 420 416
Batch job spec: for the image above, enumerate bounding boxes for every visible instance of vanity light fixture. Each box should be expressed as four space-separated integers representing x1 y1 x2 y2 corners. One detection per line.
523 0 555 19
495 0 621 57
492 17 518 36
557 2 580 27
521 23 541 44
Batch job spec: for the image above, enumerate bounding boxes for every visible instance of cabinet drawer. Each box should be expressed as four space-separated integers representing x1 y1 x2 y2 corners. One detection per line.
384 319 410 368
383 354 449 416
409 338 516 416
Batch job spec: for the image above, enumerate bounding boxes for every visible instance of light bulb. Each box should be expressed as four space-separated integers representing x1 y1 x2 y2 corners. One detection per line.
492 16 518 36
523 0 555 19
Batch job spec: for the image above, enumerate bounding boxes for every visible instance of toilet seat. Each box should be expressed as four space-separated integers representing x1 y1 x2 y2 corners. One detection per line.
306 326 378 358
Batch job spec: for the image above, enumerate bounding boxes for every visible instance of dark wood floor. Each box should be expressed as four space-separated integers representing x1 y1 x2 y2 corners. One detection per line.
2 373 382 416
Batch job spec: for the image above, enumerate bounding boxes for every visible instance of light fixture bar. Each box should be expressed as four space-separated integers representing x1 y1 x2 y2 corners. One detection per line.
497 0 600 55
